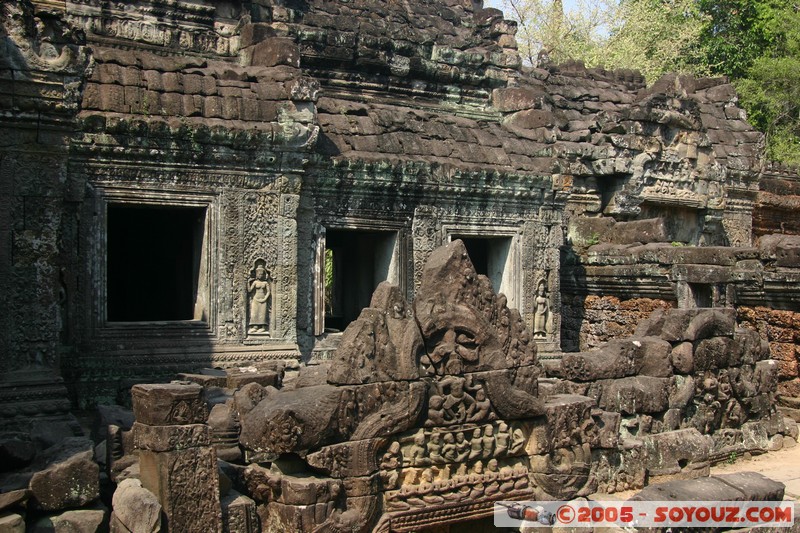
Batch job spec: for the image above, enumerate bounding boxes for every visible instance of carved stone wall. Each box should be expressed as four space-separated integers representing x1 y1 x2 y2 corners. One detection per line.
0 0 788 412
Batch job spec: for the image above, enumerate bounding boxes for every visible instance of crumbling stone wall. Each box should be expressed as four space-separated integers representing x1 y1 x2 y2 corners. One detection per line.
561 294 675 351
738 306 800 399
754 163 800 237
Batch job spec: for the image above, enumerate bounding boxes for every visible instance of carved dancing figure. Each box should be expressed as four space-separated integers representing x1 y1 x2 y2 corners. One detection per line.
418 469 445 505
248 261 271 334
427 394 446 426
467 462 486 500
499 465 515 493
442 376 475 424
467 388 492 423
533 279 549 339
484 458 500 496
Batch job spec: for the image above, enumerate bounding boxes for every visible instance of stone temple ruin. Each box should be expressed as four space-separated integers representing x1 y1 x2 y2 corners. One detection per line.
1 0 800 531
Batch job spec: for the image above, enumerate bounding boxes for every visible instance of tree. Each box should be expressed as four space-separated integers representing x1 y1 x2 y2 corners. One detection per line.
697 0 784 78
498 0 617 67
498 0 709 82
602 0 710 82
733 4 800 164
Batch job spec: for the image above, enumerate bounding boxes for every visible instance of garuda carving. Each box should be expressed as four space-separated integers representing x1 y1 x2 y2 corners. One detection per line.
239 240 558 532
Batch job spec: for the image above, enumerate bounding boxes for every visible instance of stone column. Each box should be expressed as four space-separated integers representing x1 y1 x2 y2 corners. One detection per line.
132 383 223 533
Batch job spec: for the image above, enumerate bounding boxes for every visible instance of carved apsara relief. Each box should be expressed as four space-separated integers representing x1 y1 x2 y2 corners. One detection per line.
247 260 272 336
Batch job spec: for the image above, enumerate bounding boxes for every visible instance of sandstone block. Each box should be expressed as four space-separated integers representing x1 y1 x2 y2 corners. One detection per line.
670 341 694 374
250 39 300 68
222 491 259 533
131 383 207 426
29 438 99 511
492 86 546 112
32 508 106 533
0 513 24 533
641 429 711 480
239 384 342 456
636 337 673 377
0 489 28 513
133 423 211 452
111 478 161 533
660 309 735 341
597 376 670 414
139 447 222 533
227 371 279 390
505 109 555 129
694 336 734 370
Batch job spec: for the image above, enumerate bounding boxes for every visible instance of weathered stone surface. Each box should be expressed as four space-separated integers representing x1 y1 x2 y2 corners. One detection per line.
641 429 711 480
222 491 259 533
631 471 784 502
671 341 694 374
561 337 672 381
0 436 35 472
31 508 106 533
110 478 161 533
227 371 279 390
0 489 28 513
131 383 208 426
597 376 670 414
328 283 422 385
492 87 547 112
250 39 301 68
694 336 735 370
29 438 100 511
660 309 736 342
239 384 342 456
133 423 211 452
0 513 25 533
139 447 222 533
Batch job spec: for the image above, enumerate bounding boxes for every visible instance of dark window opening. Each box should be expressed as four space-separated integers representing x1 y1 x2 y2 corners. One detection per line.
690 283 713 308
455 236 514 304
324 229 397 332
107 205 206 322
459 237 489 276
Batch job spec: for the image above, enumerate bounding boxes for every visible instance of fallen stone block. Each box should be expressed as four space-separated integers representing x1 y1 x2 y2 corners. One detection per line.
131 383 208 426
0 513 24 533
29 438 99 511
641 429 711 481
110 478 161 533
0 489 28 514
597 376 670 414
630 471 784 502
660 309 735 342
31 508 106 533
222 491 259 533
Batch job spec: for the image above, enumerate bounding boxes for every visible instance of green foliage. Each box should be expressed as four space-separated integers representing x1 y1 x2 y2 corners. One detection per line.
499 0 618 67
697 0 784 78
603 0 711 82
731 3 800 165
